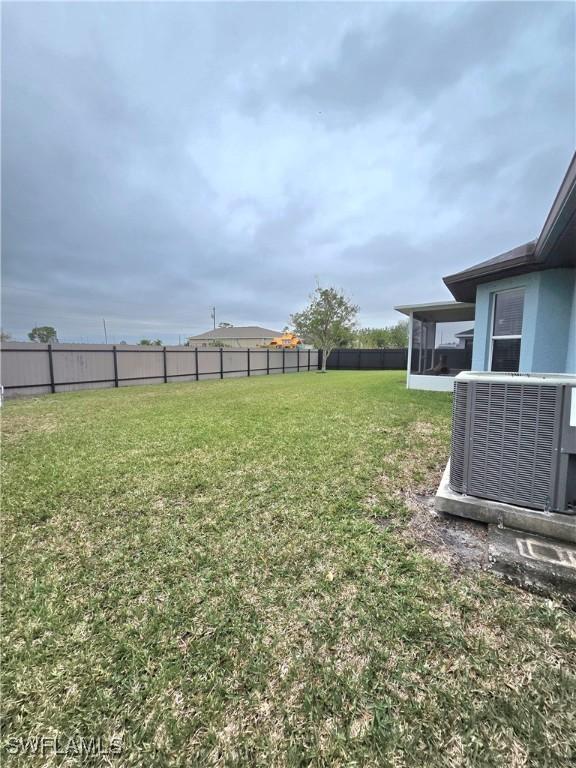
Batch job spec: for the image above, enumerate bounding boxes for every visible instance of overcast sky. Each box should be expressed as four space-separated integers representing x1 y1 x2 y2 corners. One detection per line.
2 1 574 343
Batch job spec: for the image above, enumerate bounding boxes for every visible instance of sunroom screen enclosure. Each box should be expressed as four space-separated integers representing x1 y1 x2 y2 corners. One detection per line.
395 301 476 391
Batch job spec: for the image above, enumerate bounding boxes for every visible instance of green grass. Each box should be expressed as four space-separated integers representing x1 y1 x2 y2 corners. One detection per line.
2 371 574 767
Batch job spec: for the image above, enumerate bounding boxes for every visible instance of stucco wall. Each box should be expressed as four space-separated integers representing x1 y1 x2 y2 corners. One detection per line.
532 269 574 373
471 268 575 374
566 281 576 374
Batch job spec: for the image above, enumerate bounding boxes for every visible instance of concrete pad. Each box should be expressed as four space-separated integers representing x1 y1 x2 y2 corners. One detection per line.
435 462 576 544
488 525 576 600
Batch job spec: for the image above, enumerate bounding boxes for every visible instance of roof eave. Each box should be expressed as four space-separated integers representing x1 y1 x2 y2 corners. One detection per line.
395 301 475 323
535 151 576 262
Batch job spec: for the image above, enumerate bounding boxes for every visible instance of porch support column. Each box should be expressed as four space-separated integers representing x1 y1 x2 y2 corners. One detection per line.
418 319 423 373
406 312 414 388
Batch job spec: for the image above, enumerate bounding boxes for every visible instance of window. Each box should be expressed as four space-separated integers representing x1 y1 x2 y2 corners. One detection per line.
491 288 524 372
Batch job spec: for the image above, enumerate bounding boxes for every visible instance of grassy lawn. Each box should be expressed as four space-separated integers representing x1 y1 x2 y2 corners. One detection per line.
2 371 574 766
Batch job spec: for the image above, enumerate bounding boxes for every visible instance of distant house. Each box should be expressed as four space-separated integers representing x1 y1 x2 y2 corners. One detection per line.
454 328 474 351
396 152 575 391
187 326 281 348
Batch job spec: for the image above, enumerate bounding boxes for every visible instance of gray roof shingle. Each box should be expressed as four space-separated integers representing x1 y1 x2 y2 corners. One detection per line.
188 326 281 340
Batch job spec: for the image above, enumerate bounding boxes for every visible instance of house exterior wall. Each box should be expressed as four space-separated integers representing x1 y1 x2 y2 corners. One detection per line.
533 270 574 373
471 268 575 374
565 281 576 374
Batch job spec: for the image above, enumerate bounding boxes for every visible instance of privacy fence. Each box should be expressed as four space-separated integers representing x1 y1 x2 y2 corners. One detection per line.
326 347 472 372
0 343 320 399
326 347 408 370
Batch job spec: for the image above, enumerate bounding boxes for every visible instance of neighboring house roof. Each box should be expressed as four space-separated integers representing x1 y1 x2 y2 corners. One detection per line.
455 328 474 339
444 152 576 302
188 326 281 340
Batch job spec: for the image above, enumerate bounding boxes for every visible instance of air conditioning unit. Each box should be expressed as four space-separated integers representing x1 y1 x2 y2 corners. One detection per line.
450 372 576 514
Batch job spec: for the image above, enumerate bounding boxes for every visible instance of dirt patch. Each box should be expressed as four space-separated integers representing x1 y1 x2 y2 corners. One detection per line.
373 516 393 530
403 493 488 571
375 423 448 505
1 411 60 442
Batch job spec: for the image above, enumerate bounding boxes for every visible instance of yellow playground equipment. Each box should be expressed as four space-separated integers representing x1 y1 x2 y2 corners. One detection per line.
266 332 302 349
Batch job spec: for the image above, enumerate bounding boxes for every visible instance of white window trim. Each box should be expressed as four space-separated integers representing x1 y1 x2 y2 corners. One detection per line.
489 287 524 372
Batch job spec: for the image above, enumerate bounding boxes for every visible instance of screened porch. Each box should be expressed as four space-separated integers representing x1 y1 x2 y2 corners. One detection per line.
395 301 476 391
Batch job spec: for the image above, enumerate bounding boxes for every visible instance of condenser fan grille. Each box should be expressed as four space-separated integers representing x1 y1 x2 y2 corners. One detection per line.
466 383 558 509
449 378 565 511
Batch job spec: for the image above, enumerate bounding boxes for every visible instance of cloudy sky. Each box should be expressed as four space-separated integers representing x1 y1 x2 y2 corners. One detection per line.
2 1 574 343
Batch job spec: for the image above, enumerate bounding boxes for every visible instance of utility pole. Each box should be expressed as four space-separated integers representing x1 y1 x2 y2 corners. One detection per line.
210 306 216 329
103 318 108 344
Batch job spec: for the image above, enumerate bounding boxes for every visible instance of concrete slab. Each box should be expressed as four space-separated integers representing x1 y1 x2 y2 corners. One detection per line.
488 525 576 601
435 462 576 544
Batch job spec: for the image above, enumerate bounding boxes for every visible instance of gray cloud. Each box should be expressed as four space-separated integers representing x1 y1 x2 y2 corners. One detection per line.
1 2 574 342
245 3 559 122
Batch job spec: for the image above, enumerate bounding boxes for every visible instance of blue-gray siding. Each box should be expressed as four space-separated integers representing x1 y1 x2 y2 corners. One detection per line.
472 268 575 374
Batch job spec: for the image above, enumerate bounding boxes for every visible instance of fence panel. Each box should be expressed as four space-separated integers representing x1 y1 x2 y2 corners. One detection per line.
284 350 298 371
0 342 321 398
0 345 52 395
196 349 221 379
166 348 197 382
117 347 164 386
249 349 268 376
326 348 408 370
54 347 115 393
223 349 248 378
268 349 284 374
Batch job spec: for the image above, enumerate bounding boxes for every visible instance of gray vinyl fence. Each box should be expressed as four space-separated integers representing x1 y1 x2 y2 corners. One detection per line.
0 342 320 399
326 347 408 370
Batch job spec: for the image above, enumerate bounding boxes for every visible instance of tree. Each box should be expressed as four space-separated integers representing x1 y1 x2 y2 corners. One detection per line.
386 320 409 348
354 321 408 349
291 286 358 372
28 326 58 343
0 330 11 341
218 322 233 328
138 339 163 346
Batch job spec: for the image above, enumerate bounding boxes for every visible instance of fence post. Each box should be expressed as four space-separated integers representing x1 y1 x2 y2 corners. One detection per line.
308 349 311 371
220 347 224 379
318 350 323 370
195 347 199 381
163 346 168 383
247 348 251 377
297 349 300 372
266 348 270 375
47 344 56 393
282 348 285 373
112 345 119 387
358 349 362 369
